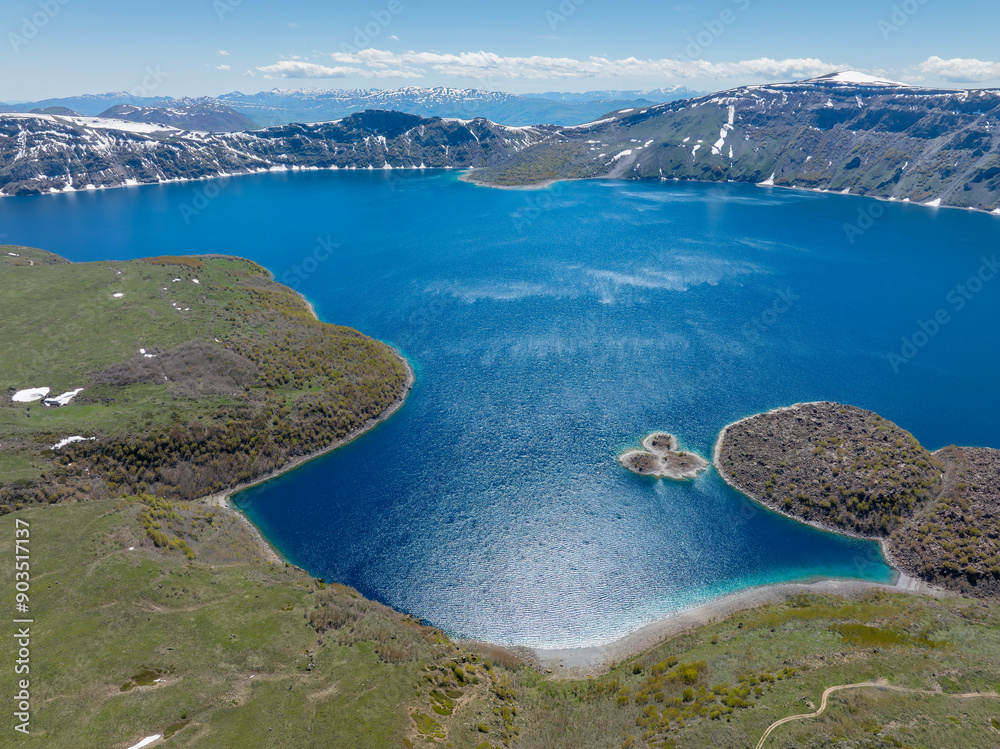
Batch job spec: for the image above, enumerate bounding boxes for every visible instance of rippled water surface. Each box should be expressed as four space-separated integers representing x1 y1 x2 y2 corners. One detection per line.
6 171 999 647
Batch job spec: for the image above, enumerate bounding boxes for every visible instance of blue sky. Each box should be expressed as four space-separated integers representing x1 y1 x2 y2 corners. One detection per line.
4 0 1000 100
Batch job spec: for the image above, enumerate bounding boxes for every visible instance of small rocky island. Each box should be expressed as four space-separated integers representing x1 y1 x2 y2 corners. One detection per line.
619 433 709 480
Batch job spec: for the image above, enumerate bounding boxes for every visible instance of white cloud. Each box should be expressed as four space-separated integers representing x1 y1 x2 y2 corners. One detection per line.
310 48 842 82
917 56 1000 83
256 60 356 79
387 34 399 41
219 50 230 56
216 64 232 72
242 69 256 78
256 56 423 80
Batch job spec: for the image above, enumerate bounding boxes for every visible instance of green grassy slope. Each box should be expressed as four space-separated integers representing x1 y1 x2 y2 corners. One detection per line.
0 498 431 747
3 500 1000 748
0 247 408 509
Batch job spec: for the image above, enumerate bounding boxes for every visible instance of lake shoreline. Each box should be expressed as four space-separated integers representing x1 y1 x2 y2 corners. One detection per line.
711 402 942 579
15 163 998 217
200 293 415 568
529 403 962 676
217 394 944 674
461 170 1000 216
458 170 591 191
531 571 948 675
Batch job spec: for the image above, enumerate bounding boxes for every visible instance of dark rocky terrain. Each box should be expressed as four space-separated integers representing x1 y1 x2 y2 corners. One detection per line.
716 401 1000 598
716 402 944 536
891 445 1000 596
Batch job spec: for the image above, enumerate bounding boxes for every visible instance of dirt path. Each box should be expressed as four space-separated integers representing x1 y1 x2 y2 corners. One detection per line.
755 678 1000 749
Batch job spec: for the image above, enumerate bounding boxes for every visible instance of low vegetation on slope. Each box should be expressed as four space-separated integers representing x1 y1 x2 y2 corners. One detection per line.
4 499 1000 748
716 403 944 536
891 446 1000 596
471 79 1000 212
717 402 1000 599
0 246 408 510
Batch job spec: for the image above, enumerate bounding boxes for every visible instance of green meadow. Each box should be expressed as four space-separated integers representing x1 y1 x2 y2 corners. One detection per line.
3 498 1000 748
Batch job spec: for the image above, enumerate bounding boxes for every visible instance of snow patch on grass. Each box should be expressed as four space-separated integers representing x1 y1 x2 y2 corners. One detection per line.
51 435 96 450
12 387 50 402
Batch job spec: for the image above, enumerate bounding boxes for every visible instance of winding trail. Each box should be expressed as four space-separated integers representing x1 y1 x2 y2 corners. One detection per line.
755 678 1000 749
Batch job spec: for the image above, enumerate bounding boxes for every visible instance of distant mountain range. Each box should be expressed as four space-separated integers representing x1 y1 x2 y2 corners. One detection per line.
1 96 256 132
521 86 700 102
213 86 692 128
2 73 998 212
0 92 166 115
1 85 701 129
97 102 257 132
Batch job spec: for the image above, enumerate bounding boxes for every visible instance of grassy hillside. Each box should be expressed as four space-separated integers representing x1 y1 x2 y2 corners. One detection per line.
3 499 1000 748
0 246 409 509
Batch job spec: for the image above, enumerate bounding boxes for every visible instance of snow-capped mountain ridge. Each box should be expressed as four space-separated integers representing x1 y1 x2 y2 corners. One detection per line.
0 109 557 196
470 75 1000 213
2 86 706 128
4 74 1000 213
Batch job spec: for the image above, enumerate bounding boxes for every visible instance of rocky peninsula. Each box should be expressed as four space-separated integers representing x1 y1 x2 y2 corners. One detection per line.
715 401 1000 598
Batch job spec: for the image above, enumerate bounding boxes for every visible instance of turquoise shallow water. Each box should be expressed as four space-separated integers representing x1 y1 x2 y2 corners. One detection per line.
4 171 999 648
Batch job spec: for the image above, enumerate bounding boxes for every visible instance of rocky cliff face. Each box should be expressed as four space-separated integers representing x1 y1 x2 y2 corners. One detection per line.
5 75 1000 211
0 109 555 196
470 74 1000 212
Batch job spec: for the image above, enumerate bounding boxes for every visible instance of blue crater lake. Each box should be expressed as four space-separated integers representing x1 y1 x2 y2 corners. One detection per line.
5 171 1000 648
